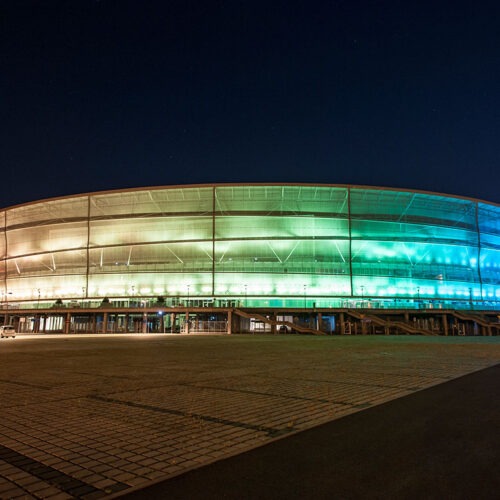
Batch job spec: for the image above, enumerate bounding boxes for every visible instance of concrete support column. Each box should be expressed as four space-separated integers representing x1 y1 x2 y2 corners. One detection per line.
142 312 147 333
270 314 276 335
103 312 108 334
404 312 409 323
227 309 232 335
233 312 240 334
170 313 176 333
64 312 71 334
340 312 345 335
443 314 448 336
317 312 322 332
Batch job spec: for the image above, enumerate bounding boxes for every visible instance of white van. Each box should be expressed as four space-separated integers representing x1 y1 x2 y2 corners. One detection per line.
0 325 16 338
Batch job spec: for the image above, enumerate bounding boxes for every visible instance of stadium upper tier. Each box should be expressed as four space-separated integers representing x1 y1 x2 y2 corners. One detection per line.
1 184 499 310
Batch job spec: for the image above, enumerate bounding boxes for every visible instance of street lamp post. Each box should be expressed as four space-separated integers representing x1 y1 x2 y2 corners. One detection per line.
417 286 420 309
303 284 307 309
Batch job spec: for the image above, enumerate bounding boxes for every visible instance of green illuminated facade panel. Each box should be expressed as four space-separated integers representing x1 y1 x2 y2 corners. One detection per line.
1 184 499 309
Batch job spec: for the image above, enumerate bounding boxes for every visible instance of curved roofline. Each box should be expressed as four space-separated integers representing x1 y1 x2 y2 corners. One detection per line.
2 182 499 211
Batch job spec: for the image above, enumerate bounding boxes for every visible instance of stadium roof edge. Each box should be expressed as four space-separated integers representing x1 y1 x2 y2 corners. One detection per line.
1 182 499 211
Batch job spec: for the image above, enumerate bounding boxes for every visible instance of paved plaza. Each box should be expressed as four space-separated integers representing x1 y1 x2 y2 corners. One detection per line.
0 334 499 499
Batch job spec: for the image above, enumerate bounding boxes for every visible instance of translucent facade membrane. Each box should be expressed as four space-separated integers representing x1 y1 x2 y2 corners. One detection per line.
1 184 499 308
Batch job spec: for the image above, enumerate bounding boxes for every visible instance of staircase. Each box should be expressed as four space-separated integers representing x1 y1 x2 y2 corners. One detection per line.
346 310 437 336
450 311 500 333
233 309 325 335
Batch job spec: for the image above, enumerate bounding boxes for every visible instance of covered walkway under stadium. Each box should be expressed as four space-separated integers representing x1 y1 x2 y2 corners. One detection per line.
3 304 499 336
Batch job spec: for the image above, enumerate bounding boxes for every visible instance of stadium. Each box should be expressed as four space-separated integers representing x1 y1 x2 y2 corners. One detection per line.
1 183 499 336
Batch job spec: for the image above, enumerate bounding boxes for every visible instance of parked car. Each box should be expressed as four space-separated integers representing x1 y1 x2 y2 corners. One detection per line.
0 325 16 338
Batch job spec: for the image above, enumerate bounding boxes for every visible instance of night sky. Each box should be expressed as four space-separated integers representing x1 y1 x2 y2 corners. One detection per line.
2 0 500 208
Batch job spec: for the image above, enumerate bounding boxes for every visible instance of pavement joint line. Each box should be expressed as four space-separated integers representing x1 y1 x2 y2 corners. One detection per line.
0 379 51 390
177 382 363 407
268 374 428 391
1 395 110 410
0 444 129 497
87 395 288 437
73 372 136 381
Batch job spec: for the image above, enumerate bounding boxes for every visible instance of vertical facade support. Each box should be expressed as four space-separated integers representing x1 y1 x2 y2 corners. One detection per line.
2 211 7 313
227 309 232 335
443 314 448 336
340 312 345 335
103 312 108 334
347 187 353 298
212 186 216 299
86 195 90 303
474 201 483 304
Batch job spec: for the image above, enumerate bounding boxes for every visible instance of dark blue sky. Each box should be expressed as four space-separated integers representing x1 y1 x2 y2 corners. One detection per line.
2 0 499 207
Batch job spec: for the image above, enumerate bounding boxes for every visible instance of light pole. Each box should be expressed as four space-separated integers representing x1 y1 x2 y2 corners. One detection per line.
417 286 420 309
244 284 247 307
187 284 190 305
303 284 307 309
4 291 12 322
37 288 41 309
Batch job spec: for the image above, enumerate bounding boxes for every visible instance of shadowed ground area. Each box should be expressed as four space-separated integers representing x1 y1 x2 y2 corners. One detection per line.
0 334 499 499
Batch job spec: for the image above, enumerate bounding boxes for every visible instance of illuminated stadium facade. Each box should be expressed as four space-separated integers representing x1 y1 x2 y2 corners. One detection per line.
1 184 499 335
